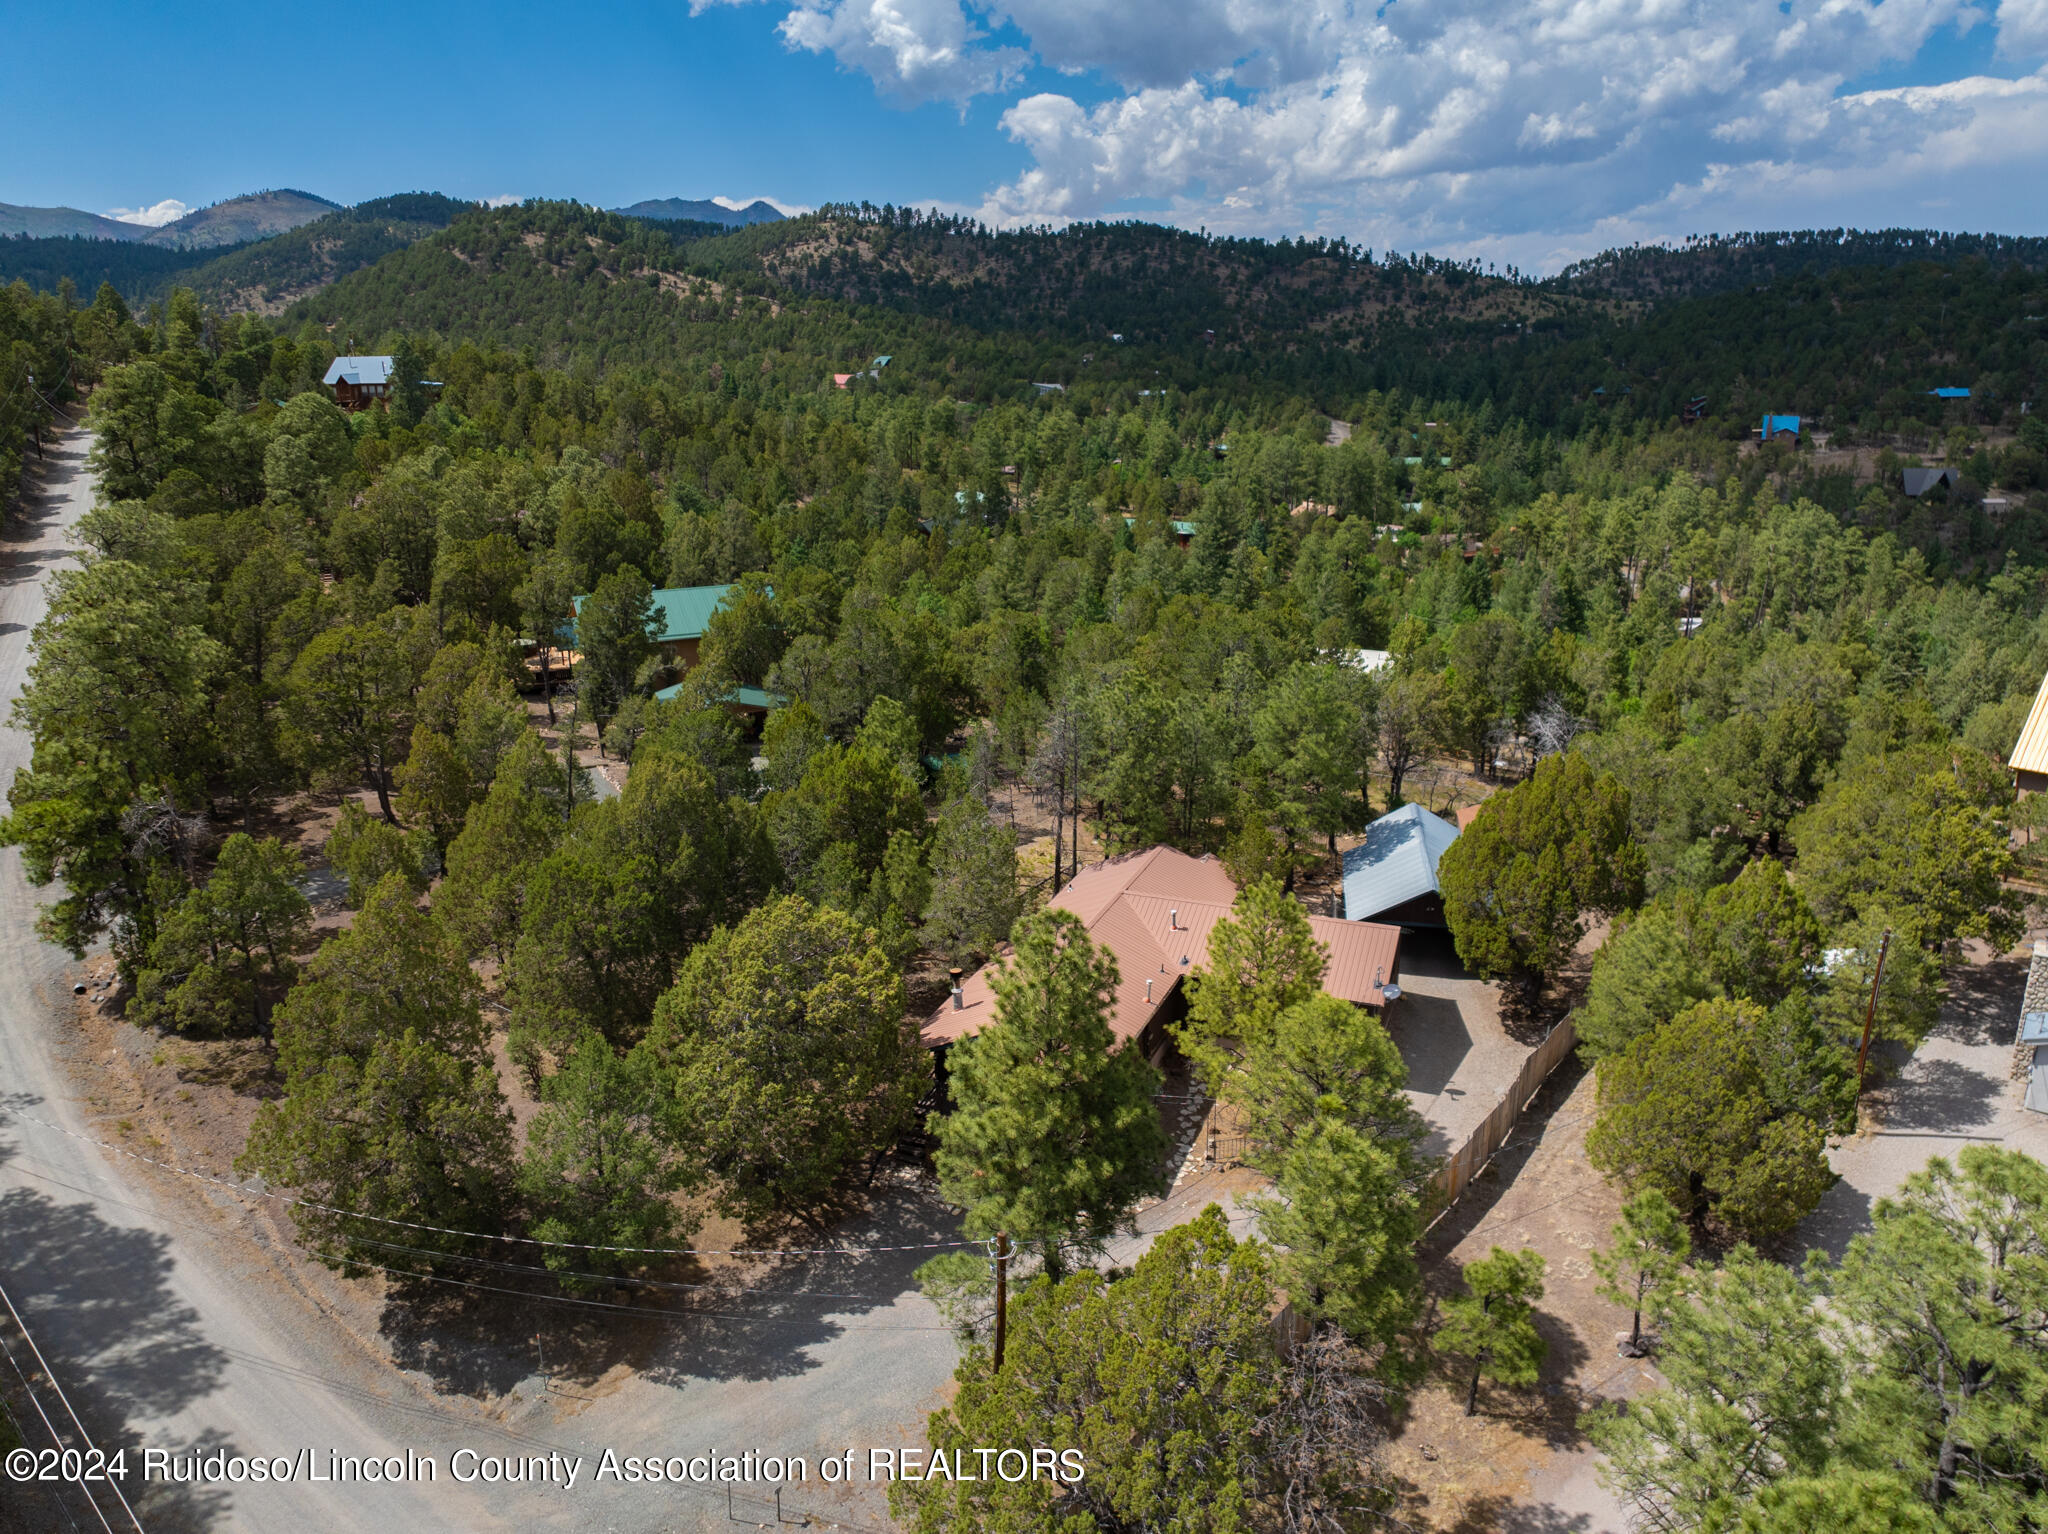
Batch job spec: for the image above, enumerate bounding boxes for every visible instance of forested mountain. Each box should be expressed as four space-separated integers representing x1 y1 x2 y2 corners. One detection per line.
614 196 784 227
176 192 472 313
283 201 2046 447
144 188 340 249
1556 228 2048 304
0 201 149 240
0 233 234 299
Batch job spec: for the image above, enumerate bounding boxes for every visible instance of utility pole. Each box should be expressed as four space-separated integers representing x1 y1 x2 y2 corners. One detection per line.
992 1231 1010 1372
1854 928 1893 1100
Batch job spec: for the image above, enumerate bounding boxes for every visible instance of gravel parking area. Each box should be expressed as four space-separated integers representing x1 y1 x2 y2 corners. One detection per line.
1383 930 1533 1156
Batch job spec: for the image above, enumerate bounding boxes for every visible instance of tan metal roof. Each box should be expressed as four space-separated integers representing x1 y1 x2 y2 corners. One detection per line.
923 846 1402 1049
2013 670 2048 777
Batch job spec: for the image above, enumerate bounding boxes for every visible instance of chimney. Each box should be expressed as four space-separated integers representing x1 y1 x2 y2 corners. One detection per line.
1145 978 1154 1002
1169 908 1179 930
950 966 965 1011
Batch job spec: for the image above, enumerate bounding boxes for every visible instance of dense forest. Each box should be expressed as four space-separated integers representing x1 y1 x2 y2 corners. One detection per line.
5 202 2048 1527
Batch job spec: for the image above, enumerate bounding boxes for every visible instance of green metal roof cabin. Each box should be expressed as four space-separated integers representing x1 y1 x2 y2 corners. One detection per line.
570 583 732 667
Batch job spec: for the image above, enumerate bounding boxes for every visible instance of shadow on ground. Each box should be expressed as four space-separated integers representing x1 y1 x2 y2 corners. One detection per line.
0 1126 232 1534
378 1165 961 1399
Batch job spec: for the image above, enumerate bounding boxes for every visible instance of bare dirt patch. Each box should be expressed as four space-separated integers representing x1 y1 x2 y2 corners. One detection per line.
1389 1062 1644 1532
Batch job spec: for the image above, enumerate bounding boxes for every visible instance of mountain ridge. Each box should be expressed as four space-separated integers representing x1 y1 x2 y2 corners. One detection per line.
613 196 785 228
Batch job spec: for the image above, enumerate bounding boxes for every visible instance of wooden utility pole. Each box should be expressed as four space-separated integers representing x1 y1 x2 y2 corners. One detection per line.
1855 928 1893 1099
992 1232 1010 1371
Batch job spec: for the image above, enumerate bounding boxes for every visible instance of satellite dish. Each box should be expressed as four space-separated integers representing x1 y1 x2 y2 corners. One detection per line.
1380 983 1403 1003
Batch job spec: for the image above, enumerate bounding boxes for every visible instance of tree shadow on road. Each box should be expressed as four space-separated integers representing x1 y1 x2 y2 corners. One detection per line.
0 1129 232 1533
1876 1055 2003 1133
1452 1493 1594 1532
375 1166 963 1398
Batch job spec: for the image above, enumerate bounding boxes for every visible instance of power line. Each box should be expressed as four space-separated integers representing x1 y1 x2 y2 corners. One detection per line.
325 1229 947 1305
6 1110 979 1259
0 1326 92 1534
0 1275 143 1532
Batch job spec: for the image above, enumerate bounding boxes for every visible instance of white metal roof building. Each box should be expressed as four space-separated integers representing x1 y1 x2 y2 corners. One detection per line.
322 355 394 388
1342 803 1462 926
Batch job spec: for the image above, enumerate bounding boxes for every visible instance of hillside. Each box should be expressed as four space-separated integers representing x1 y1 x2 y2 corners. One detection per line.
144 188 340 249
614 196 784 227
0 233 230 298
0 201 147 240
285 201 2046 448
1555 228 2048 304
178 192 472 312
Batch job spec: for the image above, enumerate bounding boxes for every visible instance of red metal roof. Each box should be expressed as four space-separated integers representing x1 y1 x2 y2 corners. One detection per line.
923 846 1402 1049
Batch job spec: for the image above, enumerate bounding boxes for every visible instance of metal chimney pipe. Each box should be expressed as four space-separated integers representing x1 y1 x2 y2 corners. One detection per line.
950 969 965 1011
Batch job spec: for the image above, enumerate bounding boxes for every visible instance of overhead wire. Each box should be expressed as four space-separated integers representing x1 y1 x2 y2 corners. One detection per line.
0 1326 92 1534
0 1274 141 1532
6 1109 980 1259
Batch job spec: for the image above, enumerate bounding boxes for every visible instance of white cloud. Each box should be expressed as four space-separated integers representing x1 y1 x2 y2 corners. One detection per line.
777 0 1029 102
1999 0 2048 57
104 198 190 227
705 0 2048 264
713 194 813 214
483 194 522 208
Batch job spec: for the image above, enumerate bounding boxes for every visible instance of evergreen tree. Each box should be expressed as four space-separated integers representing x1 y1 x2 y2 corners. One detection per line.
933 909 1167 1277
644 895 921 1226
435 732 565 963
1587 998 1836 1240
239 876 512 1266
893 1207 1395 1534
923 792 1022 965
1176 876 1329 1093
1436 1246 1549 1416
518 1033 691 1282
1589 1245 1841 1529
1591 1189 1692 1355
1436 750 1643 1006
133 833 312 1036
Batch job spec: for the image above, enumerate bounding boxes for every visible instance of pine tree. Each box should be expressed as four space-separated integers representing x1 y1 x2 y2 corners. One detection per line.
519 1033 692 1283
933 909 1166 1277
1591 1189 1691 1355
239 876 512 1266
1175 875 1328 1093
1436 1246 1548 1416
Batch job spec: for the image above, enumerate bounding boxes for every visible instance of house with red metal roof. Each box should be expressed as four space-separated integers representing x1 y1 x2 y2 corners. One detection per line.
923 846 1403 1065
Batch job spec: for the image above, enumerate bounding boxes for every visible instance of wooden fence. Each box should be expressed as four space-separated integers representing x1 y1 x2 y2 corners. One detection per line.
1428 1015 1578 1215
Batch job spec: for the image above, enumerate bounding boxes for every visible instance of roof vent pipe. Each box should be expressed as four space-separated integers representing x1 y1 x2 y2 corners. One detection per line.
950 966 965 1011
1169 908 1179 929
1145 978 1154 1002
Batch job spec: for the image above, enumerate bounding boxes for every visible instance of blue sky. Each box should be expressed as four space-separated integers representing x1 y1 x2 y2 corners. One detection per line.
5 0 2047 272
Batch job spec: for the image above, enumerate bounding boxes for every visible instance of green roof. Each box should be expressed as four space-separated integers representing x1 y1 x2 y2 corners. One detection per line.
572 583 732 646
654 682 786 709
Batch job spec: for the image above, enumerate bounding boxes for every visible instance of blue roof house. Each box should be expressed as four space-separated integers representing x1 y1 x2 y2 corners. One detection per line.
1928 387 1971 400
1342 804 1462 926
1759 414 1801 442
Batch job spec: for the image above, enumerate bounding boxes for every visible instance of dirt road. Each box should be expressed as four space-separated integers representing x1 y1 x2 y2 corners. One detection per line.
0 430 958 1532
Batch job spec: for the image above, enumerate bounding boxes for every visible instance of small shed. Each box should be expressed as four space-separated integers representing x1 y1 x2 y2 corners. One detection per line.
1903 467 1961 497
1342 803 1461 926
324 355 394 411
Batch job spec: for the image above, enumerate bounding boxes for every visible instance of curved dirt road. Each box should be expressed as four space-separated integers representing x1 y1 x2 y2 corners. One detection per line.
0 429 958 1534
0 430 532 1530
